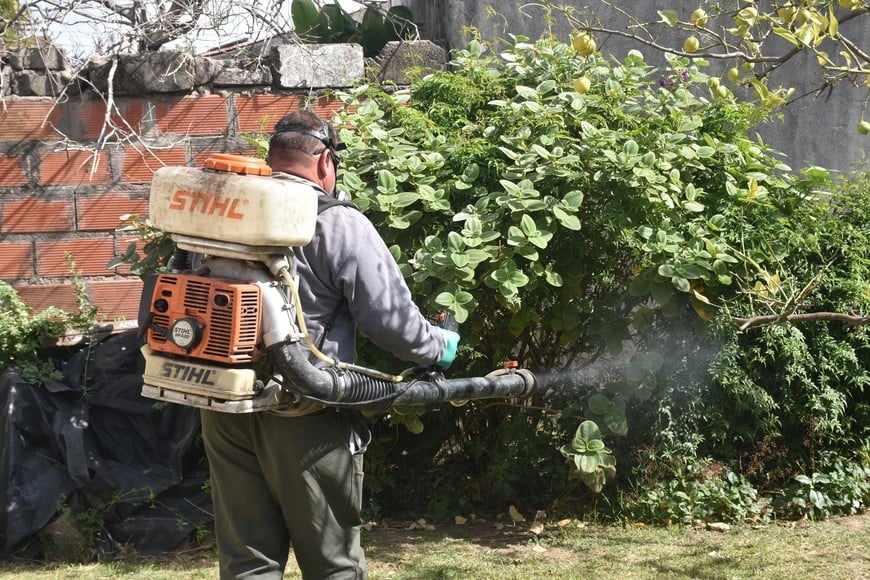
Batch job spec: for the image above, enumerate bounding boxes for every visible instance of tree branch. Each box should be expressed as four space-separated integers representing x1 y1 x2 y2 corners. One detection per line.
732 311 870 331
582 24 783 64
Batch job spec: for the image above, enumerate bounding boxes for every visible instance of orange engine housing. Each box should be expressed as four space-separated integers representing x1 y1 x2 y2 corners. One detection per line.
144 273 262 365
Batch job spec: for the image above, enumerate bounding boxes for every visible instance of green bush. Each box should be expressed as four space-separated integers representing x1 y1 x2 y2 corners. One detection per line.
116 32 869 521
626 456 768 526
327 35 870 517
774 457 870 520
1 281 71 384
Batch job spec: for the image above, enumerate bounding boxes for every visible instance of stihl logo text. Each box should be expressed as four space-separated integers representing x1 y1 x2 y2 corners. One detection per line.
169 190 246 219
161 361 217 386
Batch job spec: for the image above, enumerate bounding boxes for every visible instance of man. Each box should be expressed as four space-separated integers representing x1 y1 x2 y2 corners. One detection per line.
200 109 459 579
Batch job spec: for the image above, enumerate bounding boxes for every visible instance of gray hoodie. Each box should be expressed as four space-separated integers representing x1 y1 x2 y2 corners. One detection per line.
278 173 446 368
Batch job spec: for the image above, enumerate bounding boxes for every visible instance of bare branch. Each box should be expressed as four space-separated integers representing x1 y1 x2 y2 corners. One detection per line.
732 311 870 331
583 23 783 64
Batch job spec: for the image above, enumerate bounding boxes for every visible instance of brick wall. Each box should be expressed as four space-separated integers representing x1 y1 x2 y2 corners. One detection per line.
0 41 444 326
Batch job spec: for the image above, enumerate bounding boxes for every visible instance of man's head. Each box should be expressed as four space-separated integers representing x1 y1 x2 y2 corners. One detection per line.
267 110 344 194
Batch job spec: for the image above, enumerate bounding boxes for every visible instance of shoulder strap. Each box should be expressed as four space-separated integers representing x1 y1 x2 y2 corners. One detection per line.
317 196 357 214
312 195 357 355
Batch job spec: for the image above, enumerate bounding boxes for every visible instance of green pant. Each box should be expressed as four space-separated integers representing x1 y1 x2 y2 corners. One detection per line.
201 408 368 579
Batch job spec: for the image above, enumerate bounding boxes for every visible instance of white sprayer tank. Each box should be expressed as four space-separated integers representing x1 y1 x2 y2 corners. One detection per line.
150 154 318 258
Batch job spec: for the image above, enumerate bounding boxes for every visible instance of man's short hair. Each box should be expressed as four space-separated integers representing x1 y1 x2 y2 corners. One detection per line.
267 110 342 165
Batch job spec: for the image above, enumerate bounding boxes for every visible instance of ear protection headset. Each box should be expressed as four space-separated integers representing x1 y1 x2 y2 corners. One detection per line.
277 120 345 169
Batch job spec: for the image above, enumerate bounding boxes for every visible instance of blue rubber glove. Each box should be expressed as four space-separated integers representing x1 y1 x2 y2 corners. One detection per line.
436 328 460 369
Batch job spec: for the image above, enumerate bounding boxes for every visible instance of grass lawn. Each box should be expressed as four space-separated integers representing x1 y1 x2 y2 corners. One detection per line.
1 512 868 579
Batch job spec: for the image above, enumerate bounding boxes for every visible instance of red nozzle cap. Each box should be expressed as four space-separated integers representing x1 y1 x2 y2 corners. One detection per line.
203 154 272 176
503 360 519 369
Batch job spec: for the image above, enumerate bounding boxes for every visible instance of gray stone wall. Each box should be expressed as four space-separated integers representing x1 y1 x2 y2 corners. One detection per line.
407 0 869 173
1 40 446 98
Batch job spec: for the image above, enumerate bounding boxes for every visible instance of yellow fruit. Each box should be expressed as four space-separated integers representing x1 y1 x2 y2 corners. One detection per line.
716 85 728 99
707 77 720 89
838 0 856 9
683 35 700 53
859 121 870 135
574 76 592 94
727 67 740 83
691 8 708 27
572 32 597 55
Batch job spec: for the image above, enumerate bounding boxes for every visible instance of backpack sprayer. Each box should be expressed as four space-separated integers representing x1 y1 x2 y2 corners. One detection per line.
137 154 543 414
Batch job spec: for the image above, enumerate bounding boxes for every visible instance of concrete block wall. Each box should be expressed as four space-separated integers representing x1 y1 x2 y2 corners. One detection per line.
0 41 446 325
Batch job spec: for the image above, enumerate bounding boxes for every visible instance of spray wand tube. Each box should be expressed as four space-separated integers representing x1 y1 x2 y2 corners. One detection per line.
267 339 539 413
252 255 541 412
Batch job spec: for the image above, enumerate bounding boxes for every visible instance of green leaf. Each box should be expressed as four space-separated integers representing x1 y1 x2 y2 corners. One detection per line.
291 0 321 37
623 140 639 155
553 207 582 230
529 230 553 249
447 231 465 252
577 420 602 441
586 439 606 452
676 263 704 279
658 10 679 26
377 170 397 193
394 192 419 208
507 225 525 246
451 253 470 267
672 276 690 292
578 453 600 473
588 393 611 414
465 249 491 265
520 213 537 236
515 85 538 100
603 398 628 435
562 190 584 208
544 269 563 287
536 79 557 94
435 292 455 307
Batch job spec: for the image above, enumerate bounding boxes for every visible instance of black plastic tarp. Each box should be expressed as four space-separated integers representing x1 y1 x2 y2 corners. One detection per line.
0 329 212 559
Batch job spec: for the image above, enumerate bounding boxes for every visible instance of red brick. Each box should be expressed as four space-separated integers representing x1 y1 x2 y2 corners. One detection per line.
0 154 29 187
307 96 345 125
154 95 230 136
36 237 117 277
88 278 144 322
1 197 74 233
39 150 113 185
0 241 34 279
0 99 61 141
59 99 146 141
235 94 302 132
77 191 149 231
120 146 188 183
13 283 80 314
234 94 346 135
